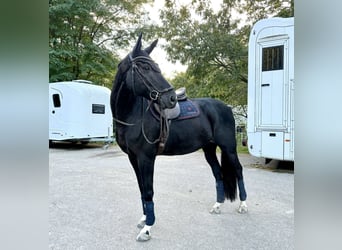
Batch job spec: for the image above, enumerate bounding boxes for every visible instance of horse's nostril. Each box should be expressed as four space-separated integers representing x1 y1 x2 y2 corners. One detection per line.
170 95 176 102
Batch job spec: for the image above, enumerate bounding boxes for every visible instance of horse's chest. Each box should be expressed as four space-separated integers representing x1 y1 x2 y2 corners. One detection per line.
116 128 128 149
116 127 141 152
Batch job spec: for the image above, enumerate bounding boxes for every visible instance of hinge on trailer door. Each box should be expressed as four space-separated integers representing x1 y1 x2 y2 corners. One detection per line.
290 79 295 90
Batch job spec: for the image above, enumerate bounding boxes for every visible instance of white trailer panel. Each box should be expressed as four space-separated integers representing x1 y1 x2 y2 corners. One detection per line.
49 80 113 143
247 17 294 161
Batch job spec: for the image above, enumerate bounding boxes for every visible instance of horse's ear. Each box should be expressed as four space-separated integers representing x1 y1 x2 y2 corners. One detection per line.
132 33 143 57
144 39 158 55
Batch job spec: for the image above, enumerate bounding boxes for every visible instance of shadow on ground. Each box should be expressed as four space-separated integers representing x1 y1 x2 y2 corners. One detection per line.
49 141 110 150
250 158 294 173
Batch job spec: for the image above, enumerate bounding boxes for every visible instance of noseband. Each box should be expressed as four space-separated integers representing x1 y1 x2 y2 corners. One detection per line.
128 54 174 102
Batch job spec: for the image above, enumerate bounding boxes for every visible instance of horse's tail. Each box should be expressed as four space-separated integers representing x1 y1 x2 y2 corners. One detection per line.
221 151 237 202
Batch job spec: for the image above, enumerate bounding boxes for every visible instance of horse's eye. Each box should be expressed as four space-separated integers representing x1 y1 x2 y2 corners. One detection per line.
143 65 151 71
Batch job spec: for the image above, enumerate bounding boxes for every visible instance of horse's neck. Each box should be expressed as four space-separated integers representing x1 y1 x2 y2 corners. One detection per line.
113 83 142 123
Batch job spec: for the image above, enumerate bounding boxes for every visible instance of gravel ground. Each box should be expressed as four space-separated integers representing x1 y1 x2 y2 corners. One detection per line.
49 143 293 250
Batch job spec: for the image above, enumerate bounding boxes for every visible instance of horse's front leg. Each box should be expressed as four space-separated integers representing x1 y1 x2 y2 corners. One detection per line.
136 201 154 241
128 153 146 234
137 207 146 229
135 154 156 241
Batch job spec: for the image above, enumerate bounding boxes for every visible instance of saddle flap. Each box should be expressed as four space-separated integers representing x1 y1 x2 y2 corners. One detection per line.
153 102 180 120
164 102 181 119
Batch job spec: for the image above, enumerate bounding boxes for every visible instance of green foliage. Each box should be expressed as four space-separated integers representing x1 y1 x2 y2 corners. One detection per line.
159 0 294 114
238 0 294 23
158 0 248 107
49 0 151 88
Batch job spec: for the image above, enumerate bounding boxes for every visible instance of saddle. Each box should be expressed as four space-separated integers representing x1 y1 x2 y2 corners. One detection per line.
152 87 200 121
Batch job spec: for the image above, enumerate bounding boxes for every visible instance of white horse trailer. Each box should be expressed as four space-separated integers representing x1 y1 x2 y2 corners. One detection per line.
247 17 294 161
49 80 114 144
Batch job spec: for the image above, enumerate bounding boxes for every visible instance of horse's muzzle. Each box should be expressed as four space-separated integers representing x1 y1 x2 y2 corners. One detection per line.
160 90 177 109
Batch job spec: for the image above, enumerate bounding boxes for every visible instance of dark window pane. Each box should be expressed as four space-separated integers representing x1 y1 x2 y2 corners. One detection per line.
92 104 105 114
262 45 284 71
52 94 61 107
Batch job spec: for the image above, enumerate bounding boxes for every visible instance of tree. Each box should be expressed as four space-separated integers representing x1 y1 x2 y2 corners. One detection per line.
238 0 294 23
49 0 151 87
158 0 294 115
158 0 248 109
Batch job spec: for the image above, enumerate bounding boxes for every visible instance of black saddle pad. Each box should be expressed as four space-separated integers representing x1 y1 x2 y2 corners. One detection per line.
176 100 200 120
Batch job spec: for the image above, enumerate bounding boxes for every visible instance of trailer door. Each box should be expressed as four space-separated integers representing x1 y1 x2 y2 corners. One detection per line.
258 38 288 129
49 87 65 139
257 36 289 159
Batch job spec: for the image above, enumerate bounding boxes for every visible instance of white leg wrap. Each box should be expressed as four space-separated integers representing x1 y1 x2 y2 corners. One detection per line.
237 200 248 213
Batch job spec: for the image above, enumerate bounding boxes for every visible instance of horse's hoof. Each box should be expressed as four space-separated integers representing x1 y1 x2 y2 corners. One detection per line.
237 201 248 214
136 230 151 242
210 206 221 214
210 202 222 214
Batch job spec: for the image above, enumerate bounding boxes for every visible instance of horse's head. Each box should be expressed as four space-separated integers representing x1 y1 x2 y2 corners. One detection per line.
117 34 177 109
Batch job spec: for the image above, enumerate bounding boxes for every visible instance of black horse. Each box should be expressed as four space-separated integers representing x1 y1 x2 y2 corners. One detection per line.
110 34 248 241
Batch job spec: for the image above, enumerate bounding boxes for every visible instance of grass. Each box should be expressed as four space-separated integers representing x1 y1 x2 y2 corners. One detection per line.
236 133 249 154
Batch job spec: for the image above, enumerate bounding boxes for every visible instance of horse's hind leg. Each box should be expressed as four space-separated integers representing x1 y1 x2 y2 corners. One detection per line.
223 150 248 213
203 143 225 214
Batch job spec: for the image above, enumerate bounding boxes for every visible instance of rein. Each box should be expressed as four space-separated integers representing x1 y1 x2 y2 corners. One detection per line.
141 101 170 154
113 79 135 126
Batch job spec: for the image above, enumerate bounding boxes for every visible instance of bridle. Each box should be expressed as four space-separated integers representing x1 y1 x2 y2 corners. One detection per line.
113 54 175 153
128 54 174 102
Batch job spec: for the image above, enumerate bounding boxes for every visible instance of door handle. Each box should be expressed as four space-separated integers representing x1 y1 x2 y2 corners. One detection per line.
261 83 270 87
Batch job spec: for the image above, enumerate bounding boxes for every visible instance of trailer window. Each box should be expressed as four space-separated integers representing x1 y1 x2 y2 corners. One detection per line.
262 45 284 71
92 104 105 114
52 94 61 107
